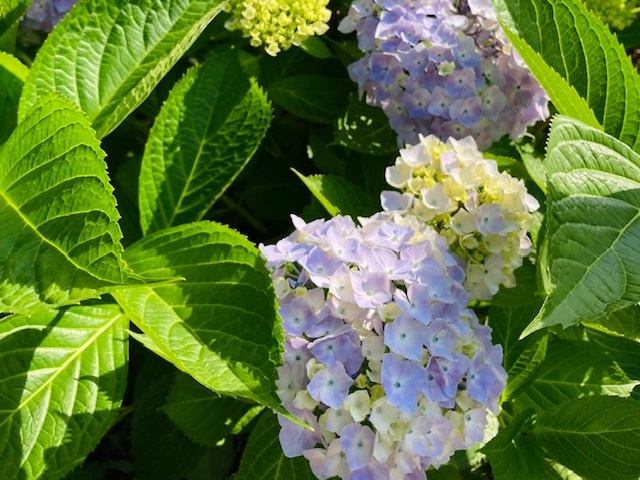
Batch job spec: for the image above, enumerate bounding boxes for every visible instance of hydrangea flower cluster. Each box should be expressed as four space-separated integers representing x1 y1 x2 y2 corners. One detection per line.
260 213 506 479
338 0 549 149
22 0 76 32
381 134 539 301
223 0 331 56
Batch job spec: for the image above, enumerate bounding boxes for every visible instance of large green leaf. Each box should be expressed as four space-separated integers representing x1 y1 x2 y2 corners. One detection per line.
534 396 640 479
19 0 226 139
235 412 315 480
523 117 640 335
491 0 640 153
162 372 261 447
482 409 561 480
0 51 28 144
113 221 284 412
516 339 638 413
0 303 128 480
138 47 271 235
0 94 128 315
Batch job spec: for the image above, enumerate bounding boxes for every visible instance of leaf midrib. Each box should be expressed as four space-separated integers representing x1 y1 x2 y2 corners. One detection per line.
0 188 114 285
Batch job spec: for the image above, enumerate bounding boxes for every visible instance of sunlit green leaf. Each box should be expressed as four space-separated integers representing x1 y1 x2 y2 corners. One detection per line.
0 303 128 479
524 116 640 335
113 221 284 412
492 0 640 152
19 0 226 138
139 47 271 235
0 94 129 315
292 169 379 218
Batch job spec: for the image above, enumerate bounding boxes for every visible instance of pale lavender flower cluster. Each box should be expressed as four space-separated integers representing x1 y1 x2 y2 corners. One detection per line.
338 0 549 149
260 213 506 479
22 0 76 32
381 134 539 300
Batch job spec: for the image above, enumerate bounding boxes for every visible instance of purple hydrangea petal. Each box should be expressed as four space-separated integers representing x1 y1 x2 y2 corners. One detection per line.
307 362 354 409
381 353 425 413
340 423 376 471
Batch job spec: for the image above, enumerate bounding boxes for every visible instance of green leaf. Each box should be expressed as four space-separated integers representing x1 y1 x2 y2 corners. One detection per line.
534 396 640 479
0 51 28 144
0 303 128 479
582 325 640 380
503 331 548 402
495 28 600 131
524 116 640 335
482 409 561 479
516 339 639 413
0 94 128 315
139 47 271 235
489 288 548 400
588 304 640 342
132 354 206 480
235 411 315 480
0 0 29 38
162 372 261 447
299 36 334 59
266 74 352 124
518 142 548 194
333 95 399 155
292 169 380 218
19 0 226 139
489 285 547 401
112 221 284 412
491 0 640 153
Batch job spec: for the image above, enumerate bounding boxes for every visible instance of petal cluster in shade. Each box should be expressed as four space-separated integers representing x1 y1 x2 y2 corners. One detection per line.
338 0 550 149
261 212 506 479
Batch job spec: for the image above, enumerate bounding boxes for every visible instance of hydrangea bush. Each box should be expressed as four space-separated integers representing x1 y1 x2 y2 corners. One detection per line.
1 0 640 479
338 0 550 148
